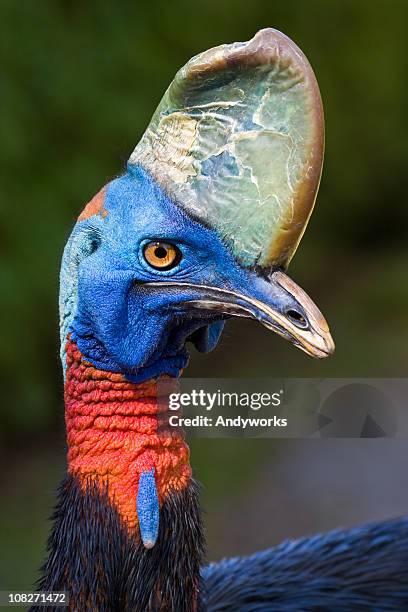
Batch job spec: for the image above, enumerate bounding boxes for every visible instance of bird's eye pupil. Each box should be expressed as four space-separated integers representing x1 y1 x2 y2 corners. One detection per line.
154 246 168 259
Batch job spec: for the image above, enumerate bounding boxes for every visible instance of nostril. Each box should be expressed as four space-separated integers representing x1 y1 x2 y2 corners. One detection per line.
286 309 308 329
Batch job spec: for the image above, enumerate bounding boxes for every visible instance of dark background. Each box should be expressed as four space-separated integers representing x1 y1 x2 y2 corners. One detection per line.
1 0 408 591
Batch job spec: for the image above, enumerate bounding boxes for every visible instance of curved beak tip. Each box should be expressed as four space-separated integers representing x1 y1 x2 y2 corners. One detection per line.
326 334 335 356
270 271 335 359
313 333 335 359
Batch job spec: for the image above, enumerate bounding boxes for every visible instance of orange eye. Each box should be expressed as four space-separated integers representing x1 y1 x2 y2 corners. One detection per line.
143 241 181 270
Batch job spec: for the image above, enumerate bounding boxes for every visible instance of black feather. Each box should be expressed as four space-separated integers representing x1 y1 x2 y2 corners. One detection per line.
32 474 205 611
32 474 408 610
203 518 408 611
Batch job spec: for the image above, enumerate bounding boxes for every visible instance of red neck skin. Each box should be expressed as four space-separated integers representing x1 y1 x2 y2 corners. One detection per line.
64 338 191 531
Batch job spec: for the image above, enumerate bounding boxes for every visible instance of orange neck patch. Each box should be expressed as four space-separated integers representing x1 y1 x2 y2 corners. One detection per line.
64 339 191 531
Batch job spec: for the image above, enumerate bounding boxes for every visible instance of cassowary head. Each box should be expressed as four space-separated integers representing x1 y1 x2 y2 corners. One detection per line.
60 28 334 383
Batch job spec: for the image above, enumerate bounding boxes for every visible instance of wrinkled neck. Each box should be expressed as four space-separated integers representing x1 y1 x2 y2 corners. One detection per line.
38 339 204 611
64 339 191 533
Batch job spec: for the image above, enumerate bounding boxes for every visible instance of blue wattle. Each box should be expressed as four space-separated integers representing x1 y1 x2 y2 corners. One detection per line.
191 320 225 353
137 468 159 549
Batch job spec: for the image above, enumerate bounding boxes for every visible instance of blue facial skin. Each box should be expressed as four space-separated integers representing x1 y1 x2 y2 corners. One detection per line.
61 165 298 382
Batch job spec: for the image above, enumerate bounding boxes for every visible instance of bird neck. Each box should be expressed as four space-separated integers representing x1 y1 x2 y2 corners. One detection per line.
64 338 191 533
38 338 205 611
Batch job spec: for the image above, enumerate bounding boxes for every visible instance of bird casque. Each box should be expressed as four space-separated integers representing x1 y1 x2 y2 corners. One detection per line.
33 29 408 612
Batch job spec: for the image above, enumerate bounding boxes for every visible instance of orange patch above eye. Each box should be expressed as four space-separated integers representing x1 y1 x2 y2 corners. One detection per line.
78 186 108 222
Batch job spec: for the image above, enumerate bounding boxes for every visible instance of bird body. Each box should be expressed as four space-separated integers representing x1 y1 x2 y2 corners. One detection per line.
32 28 408 611
204 518 408 611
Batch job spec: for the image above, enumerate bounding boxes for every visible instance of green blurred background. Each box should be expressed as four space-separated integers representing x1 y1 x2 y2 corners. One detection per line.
1 0 408 593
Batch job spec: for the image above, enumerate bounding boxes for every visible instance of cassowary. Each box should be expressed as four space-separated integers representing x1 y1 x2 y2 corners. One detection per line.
32 29 408 611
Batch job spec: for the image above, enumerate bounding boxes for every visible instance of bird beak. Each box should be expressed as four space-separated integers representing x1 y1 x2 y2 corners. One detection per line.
253 270 335 358
147 270 334 358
